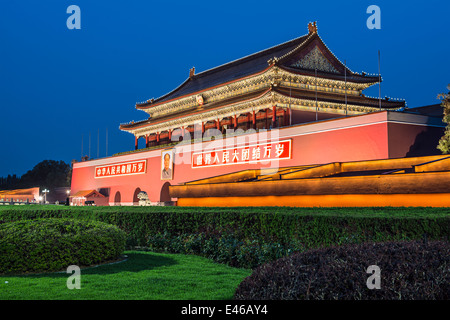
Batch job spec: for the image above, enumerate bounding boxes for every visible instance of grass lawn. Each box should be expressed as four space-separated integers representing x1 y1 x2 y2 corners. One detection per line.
0 251 252 300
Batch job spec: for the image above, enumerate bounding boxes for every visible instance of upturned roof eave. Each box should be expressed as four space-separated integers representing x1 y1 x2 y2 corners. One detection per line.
135 64 275 110
135 33 314 109
277 65 380 84
120 86 405 132
121 87 274 131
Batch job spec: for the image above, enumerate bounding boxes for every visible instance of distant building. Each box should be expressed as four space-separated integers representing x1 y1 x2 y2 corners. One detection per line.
0 187 40 203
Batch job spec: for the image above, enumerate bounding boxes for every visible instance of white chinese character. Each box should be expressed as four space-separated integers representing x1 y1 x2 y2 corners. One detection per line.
116 166 121 174
205 153 212 164
242 149 250 161
97 169 102 176
263 145 271 158
232 149 239 162
126 164 131 173
223 151 230 163
252 147 261 160
138 163 143 172
196 154 203 166
111 166 115 175
132 163 137 172
213 153 220 164
102 168 106 175
275 143 285 157
121 165 126 173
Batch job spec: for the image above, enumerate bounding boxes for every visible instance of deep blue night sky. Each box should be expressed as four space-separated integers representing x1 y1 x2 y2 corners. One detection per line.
0 0 449 177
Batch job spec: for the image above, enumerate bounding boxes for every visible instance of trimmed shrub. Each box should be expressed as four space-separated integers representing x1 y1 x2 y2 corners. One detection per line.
0 206 448 269
0 218 126 274
146 231 305 269
0 206 448 249
234 240 449 300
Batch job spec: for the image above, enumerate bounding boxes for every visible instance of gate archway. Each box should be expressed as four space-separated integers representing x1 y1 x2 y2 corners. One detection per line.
114 191 121 206
160 182 171 202
133 187 141 205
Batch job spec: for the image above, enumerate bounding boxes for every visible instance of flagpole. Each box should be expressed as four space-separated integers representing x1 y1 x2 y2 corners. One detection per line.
315 68 318 121
315 52 318 121
378 50 381 111
106 128 108 157
289 77 292 126
344 59 348 116
97 129 99 158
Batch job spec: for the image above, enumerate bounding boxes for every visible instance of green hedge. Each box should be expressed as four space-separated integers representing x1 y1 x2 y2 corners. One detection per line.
145 232 306 268
0 206 448 246
0 218 126 275
0 206 448 268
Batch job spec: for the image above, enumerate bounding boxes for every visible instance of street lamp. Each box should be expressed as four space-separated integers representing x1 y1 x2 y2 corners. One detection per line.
66 189 70 206
42 189 49 204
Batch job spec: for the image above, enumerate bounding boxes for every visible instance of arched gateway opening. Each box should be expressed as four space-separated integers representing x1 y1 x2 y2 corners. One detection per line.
160 182 171 203
114 191 121 206
133 187 141 205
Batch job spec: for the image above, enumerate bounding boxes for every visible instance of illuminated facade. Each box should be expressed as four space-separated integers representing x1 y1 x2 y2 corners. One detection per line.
0 187 40 203
120 22 404 149
70 23 446 206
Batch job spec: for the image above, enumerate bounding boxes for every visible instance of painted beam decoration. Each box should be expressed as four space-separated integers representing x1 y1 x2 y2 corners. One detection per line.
192 139 292 168
95 160 147 178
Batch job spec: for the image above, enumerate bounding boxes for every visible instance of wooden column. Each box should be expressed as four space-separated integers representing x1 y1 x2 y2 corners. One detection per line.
245 113 250 130
168 129 172 141
282 109 287 126
272 105 277 128
216 119 220 130
233 115 237 129
156 132 160 145
145 135 149 148
265 109 269 129
201 122 205 134
252 110 256 130
135 136 138 150
286 107 291 126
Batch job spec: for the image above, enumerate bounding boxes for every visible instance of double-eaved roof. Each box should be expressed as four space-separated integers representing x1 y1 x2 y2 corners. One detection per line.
135 24 380 109
137 34 311 108
121 22 405 133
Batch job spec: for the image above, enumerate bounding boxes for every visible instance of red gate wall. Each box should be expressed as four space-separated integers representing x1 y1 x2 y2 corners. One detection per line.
70 111 442 205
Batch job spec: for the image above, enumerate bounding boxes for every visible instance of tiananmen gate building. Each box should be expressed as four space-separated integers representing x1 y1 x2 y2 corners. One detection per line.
70 22 450 207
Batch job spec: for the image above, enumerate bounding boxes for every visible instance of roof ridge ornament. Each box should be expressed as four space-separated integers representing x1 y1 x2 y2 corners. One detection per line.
189 67 196 78
196 94 204 106
267 56 279 66
308 21 317 34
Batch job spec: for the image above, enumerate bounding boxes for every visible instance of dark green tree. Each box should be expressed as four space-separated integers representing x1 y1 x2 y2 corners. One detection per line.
19 160 71 190
437 85 450 154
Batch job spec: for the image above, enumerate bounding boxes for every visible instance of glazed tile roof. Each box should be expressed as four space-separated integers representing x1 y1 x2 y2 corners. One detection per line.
136 30 380 109
71 190 105 198
121 86 404 131
0 187 39 195
137 34 309 107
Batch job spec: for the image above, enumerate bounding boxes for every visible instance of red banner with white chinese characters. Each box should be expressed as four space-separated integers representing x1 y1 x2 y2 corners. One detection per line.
192 139 291 168
95 160 147 178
